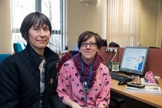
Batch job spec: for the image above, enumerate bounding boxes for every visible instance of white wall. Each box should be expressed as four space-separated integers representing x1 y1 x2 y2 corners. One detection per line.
66 0 107 50
0 0 12 53
139 0 159 47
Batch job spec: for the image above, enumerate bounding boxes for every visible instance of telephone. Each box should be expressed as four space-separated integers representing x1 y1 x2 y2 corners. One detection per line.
107 61 119 71
107 61 112 71
127 82 145 88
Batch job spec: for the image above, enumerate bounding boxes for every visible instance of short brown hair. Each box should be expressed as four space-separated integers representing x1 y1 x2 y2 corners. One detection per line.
20 12 52 42
77 31 102 49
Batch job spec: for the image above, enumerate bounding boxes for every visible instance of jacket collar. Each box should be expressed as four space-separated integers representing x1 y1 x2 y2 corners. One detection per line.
23 43 59 68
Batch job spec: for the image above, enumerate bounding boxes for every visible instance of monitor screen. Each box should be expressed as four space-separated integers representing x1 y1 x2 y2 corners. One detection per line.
120 47 149 76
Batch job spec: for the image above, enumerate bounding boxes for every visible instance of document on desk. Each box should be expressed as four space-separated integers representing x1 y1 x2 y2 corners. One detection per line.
141 78 159 86
125 85 162 95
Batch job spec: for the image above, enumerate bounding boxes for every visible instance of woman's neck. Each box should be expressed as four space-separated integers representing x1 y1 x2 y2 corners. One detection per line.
30 44 44 55
36 49 44 55
82 56 95 65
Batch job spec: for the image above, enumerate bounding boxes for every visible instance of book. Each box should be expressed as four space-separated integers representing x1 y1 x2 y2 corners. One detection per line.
125 85 162 94
141 78 159 86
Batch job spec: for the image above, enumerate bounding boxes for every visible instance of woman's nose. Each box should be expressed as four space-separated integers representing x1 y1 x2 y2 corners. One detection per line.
40 28 45 36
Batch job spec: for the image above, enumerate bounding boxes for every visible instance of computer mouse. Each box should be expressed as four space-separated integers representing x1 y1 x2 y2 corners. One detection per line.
118 80 127 85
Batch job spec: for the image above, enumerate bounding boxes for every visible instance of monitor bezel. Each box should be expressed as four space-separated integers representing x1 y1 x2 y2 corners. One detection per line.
119 47 149 76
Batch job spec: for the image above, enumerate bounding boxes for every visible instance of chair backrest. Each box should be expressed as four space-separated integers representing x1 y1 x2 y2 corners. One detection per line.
13 43 26 53
102 39 108 46
57 50 79 72
109 42 120 47
0 54 11 65
73 44 79 51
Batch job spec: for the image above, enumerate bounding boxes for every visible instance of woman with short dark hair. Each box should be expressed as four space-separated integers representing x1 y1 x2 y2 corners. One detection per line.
0 12 65 108
57 31 111 108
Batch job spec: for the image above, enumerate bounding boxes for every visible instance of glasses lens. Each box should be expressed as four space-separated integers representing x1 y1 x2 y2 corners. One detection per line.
81 42 96 47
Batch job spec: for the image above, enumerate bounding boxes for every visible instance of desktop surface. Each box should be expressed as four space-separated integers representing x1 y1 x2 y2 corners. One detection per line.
110 78 162 108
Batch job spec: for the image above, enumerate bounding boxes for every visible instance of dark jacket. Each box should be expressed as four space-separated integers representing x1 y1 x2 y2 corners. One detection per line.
0 44 66 108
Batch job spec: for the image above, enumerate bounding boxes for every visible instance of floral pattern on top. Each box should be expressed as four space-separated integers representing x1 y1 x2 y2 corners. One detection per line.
57 59 111 108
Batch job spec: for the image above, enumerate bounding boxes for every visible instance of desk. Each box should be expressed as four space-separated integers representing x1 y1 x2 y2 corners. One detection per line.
111 79 162 108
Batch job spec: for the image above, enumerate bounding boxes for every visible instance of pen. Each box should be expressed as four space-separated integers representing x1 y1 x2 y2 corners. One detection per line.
154 78 159 85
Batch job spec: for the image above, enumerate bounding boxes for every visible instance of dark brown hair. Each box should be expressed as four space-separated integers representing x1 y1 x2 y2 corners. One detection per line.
20 12 52 42
77 31 102 49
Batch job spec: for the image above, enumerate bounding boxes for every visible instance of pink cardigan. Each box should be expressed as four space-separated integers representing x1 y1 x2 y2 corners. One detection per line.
57 59 111 108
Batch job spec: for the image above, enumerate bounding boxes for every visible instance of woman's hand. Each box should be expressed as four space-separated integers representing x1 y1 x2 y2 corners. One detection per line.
71 102 82 108
62 98 83 108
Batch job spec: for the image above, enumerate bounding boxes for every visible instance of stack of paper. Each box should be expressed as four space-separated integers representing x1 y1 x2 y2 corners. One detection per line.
141 78 159 86
125 85 162 94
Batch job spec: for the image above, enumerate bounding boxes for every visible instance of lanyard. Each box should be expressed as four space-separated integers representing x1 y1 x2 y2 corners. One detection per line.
81 59 93 106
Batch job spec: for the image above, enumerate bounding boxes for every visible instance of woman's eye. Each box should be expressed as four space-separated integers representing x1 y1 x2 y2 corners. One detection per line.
43 27 49 31
44 28 48 31
34 28 38 31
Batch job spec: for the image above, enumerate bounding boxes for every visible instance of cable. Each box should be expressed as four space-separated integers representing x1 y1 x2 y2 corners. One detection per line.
111 51 117 62
103 51 110 65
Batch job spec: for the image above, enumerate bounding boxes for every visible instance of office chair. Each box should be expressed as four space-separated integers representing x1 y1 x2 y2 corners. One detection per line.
109 42 120 47
102 39 108 46
73 44 79 50
13 43 26 53
109 94 125 108
101 40 125 108
0 54 11 65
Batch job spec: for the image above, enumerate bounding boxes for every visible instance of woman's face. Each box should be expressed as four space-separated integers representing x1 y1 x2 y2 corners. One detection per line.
28 23 50 54
79 36 99 64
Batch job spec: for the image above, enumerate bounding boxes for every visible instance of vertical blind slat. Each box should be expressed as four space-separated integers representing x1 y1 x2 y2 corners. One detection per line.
107 0 139 47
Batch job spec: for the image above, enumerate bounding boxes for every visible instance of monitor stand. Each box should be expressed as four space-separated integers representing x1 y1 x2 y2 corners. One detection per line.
131 75 141 83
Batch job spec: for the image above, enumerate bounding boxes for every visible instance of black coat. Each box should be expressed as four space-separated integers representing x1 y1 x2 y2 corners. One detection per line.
0 44 66 108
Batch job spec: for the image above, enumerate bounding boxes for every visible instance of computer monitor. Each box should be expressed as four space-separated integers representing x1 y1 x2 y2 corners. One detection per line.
120 47 149 76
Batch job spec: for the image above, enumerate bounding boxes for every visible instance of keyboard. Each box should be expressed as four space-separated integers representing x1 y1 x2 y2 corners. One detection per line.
109 71 133 82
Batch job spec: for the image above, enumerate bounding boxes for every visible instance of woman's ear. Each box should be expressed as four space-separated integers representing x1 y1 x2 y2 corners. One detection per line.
96 49 99 53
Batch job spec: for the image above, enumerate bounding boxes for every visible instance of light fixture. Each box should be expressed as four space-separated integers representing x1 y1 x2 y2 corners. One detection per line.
80 0 99 5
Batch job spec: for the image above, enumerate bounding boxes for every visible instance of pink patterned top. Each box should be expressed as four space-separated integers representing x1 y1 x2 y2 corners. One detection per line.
57 59 111 108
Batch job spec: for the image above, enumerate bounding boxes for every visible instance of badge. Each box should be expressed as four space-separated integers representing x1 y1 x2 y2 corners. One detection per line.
84 87 88 93
83 81 87 86
50 78 53 84
83 81 88 92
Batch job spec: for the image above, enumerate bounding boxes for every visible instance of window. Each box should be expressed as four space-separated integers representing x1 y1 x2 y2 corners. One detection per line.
107 0 140 47
11 0 63 53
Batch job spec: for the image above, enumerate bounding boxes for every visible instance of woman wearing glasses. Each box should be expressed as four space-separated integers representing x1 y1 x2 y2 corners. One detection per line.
57 31 111 108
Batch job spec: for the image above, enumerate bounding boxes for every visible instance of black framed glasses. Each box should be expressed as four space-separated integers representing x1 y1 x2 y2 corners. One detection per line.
81 42 97 47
